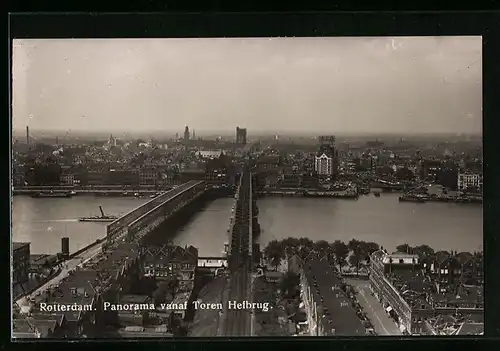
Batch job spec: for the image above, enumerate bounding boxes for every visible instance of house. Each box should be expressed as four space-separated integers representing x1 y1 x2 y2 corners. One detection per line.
143 245 198 291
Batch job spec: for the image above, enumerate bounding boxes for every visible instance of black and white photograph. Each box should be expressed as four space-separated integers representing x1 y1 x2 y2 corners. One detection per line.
11 37 483 338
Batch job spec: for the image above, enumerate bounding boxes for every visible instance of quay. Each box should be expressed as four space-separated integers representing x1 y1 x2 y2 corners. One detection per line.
259 188 358 199
13 186 166 196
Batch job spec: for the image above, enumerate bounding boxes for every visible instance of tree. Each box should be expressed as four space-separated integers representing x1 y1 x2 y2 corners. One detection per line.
396 244 412 254
279 271 300 299
348 253 361 276
412 245 435 260
362 242 380 262
282 237 300 256
347 239 361 253
153 283 169 305
331 240 349 271
314 240 331 260
166 275 180 296
264 240 284 271
298 237 314 250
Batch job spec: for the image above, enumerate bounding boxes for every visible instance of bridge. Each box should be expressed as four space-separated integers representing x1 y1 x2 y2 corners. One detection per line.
15 180 210 336
105 180 206 243
219 171 254 337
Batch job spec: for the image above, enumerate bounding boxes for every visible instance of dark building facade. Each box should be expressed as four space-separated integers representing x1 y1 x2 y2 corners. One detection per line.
236 127 247 145
13 242 31 285
420 160 442 181
184 126 190 141
61 237 70 259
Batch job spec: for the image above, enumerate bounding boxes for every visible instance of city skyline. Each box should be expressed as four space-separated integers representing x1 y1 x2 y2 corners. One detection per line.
12 37 482 135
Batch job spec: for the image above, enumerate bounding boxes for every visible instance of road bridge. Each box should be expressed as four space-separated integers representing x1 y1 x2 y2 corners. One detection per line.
105 181 206 243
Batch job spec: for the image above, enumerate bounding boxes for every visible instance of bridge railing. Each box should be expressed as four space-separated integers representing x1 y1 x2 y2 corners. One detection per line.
106 181 201 237
127 181 204 234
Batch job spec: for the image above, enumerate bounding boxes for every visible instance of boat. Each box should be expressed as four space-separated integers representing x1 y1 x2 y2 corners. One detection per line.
31 191 73 198
79 206 118 222
399 196 426 203
374 192 381 197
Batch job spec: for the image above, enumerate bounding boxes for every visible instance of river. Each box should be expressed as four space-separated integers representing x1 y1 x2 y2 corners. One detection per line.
12 196 149 255
12 193 482 256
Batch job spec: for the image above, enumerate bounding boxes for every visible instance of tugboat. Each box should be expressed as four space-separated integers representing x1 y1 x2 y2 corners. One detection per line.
79 206 118 222
31 191 73 198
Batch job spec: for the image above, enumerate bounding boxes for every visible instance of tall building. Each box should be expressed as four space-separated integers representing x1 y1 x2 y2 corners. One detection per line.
12 242 30 286
458 171 483 191
314 135 338 177
236 127 247 145
26 126 30 145
192 129 196 140
184 126 190 141
319 135 335 147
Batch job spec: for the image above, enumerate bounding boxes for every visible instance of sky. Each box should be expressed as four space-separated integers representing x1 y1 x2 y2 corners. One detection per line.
12 37 482 135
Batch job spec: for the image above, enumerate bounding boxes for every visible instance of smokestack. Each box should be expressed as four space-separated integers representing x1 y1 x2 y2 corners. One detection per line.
26 126 29 145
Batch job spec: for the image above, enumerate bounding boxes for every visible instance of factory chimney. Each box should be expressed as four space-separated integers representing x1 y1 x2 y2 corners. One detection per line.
26 126 30 145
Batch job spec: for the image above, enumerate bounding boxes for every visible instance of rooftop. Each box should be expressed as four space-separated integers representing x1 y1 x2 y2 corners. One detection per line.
13 242 30 251
456 323 484 335
117 326 174 338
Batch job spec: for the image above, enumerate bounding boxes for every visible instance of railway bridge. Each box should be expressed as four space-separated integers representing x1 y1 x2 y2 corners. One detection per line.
219 170 258 337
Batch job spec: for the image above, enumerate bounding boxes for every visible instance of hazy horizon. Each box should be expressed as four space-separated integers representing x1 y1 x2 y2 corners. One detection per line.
12 37 482 135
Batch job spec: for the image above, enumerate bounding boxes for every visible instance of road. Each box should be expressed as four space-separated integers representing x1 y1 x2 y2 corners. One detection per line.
15 241 105 311
346 279 402 336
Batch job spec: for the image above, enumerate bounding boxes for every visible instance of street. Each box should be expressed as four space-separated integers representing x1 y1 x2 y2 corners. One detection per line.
346 279 402 336
15 241 105 311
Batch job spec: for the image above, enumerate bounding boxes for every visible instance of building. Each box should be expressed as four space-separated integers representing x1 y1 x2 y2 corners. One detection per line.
236 127 247 145
369 250 483 335
107 169 139 186
139 168 159 186
197 150 223 159
457 171 482 192
315 136 338 178
319 135 335 147
256 156 280 173
143 245 198 292
59 171 75 185
184 126 190 141
420 160 442 181
289 255 366 336
12 242 30 286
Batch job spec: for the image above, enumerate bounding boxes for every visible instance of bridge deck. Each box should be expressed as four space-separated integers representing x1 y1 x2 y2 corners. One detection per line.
106 181 203 238
127 181 204 233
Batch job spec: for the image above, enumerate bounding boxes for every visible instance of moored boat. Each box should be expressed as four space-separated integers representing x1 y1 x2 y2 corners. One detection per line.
399 196 426 203
31 191 73 198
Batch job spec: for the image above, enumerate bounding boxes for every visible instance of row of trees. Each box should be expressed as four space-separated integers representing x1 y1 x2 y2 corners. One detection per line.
395 243 484 263
263 237 380 274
